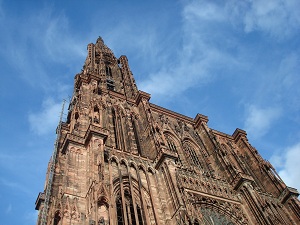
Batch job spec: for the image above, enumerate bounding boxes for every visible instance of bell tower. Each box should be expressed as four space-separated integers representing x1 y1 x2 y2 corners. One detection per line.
83 36 138 98
35 38 300 225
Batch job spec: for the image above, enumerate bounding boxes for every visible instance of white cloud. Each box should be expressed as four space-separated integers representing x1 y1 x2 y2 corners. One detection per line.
270 142 300 192
183 1 225 22
139 1 240 100
39 11 86 62
0 5 85 91
28 98 63 135
226 0 300 39
244 105 281 139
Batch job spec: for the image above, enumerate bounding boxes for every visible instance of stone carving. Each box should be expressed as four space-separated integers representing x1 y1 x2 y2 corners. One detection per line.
35 38 300 225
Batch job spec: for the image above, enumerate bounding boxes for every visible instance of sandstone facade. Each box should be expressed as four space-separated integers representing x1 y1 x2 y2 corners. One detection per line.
35 37 300 225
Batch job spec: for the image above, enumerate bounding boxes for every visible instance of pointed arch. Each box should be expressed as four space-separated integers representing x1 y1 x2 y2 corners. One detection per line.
97 197 110 225
182 139 203 168
129 161 138 170
120 158 129 167
93 105 100 124
74 112 79 120
147 166 155 174
109 155 119 164
53 211 61 225
111 105 128 151
114 177 147 225
72 111 80 131
193 199 246 225
138 164 147 174
164 131 180 153
131 113 142 155
120 159 128 176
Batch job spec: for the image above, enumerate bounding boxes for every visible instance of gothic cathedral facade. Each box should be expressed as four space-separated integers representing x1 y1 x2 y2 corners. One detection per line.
35 37 300 225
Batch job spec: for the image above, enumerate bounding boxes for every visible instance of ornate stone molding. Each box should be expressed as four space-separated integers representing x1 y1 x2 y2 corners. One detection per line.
279 186 299 204
231 172 254 190
154 147 178 169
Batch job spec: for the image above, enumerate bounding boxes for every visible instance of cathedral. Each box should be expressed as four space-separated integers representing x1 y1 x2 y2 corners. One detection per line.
35 37 300 225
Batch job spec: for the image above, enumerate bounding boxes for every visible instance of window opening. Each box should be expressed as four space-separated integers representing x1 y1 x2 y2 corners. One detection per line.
166 136 177 152
116 197 124 225
117 190 143 225
93 106 99 124
105 66 115 90
107 82 115 91
132 117 142 155
184 143 202 168
53 211 61 225
130 202 137 225
112 108 119 149
137 205 144 225
106 66 112 77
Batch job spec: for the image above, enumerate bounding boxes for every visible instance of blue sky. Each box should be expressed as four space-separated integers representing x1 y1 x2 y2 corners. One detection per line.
0 0 300 224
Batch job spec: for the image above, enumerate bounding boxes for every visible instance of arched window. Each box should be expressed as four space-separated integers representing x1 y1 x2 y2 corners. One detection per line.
112 108 119 149
137 205 143 225
201 208 236 225
166 135 177 152
106 66 112 77
183 142 202 168
131 116 142 155
97 200 109 224
106 66 115 90
73 112 80 131
116 190 144 225
93 106 100 124
116 196 124 225
124 190 136 225
53 211 61 225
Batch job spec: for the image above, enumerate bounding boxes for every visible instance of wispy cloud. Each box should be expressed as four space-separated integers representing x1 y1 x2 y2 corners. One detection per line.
35 9 86 63
139 0 240 100
270 142 300 191
244 105 281 139
184 1 226 22
28 98 63 135
0 4 85 91
226 0 300 39
0 177 31 195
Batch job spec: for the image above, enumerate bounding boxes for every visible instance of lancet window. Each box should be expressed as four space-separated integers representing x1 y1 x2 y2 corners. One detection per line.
165 135 177 152
116 197 124 225
106 66 112 77
73 112 80 131
131 115 142 155
115 190 144 225
183 142 202 168
111 107 129 151
111 108 119 149
106 66 115 90
53 211 61 225
93 106 100 124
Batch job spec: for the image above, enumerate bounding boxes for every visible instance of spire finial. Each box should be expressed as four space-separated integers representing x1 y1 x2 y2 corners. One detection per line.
96 36 104 44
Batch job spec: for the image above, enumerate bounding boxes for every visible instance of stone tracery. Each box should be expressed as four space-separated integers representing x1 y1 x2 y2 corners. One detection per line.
35 38 300 225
